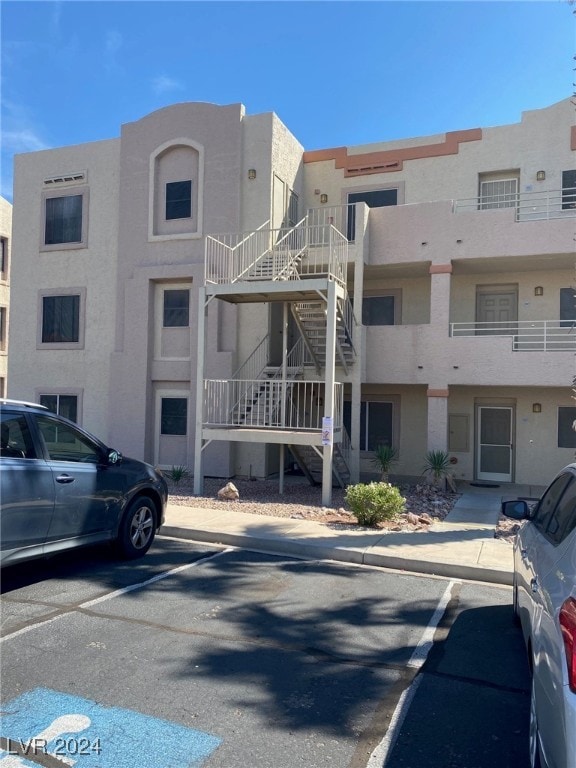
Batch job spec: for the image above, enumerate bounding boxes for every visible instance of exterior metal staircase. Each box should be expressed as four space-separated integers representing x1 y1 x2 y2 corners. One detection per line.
291 297 356 373
289 437 351 489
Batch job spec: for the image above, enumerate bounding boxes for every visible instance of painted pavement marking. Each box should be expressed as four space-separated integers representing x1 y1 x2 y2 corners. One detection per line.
0 688 221 767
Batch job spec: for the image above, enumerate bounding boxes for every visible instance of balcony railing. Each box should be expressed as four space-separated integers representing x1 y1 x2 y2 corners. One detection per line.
450 320 576 351
205 220 349 286
204 379 343 431
453 187 576 221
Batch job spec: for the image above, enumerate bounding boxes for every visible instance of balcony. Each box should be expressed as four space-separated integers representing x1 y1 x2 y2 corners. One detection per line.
453 186 576 221
450 320 576 352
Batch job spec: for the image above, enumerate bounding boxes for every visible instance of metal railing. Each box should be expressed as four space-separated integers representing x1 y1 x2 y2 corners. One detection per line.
453 187 576 221
450 320 576 351
205 217 349 286
204 379 343 431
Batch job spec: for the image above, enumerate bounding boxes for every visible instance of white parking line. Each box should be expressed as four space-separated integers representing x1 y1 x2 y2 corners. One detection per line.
0 549 232 643
365 580 458 768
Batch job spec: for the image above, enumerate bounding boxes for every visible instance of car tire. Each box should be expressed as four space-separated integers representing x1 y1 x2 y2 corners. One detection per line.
529 676 543 768
117 496 157 559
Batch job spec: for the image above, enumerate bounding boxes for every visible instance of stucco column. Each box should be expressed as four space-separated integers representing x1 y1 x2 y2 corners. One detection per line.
429 263 452 329
350 201 369 484
427 388 449 452
193 286 207 495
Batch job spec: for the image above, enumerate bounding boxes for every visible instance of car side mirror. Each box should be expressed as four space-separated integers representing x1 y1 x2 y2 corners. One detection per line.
501 499 529 520
107 449 123 465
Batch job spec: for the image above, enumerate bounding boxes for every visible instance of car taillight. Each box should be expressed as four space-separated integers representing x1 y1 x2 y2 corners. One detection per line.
559 597 576 694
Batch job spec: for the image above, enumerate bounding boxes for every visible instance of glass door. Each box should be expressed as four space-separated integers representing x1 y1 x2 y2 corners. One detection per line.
476 406 513 482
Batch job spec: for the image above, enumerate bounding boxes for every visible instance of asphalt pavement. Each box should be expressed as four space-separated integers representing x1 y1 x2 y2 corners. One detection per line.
161 482 545 585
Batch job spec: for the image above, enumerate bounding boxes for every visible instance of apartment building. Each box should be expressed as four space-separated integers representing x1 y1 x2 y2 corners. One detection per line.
8 98 576 503
0 196 12 398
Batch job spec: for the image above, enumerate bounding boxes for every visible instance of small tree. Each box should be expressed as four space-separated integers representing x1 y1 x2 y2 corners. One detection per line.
371 445 399 482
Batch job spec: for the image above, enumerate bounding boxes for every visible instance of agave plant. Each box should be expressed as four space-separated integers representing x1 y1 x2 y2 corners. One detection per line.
422 450 452 488
371 444 399 483
166 465 190 485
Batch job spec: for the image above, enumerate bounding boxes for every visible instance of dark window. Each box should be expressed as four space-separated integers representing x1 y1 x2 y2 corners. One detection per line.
42 295 80 343
161 398 187 435
163 289 190 327
531 472 572 534
166 181 192 220
39 394 78 423
562 170 576 210
347 188 397 241
1 413 36 458
362 295 395 326
545 477 576 545
0 307 6 350
560 288 576 328
36 415 100 462
45 195 83 244
0 237 6 276
558 407 576 449
344 401 393 451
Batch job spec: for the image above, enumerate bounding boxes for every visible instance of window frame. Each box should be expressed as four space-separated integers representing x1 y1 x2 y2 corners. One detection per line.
362 289 402 326
37 288 86 350
344 395 400 453
165 180 193 221
41 187 89 252
0 306 6 352
37 390 82 425
478 173 519 211
0 236 8 281
562 169 576 210
160 396 188 436
163 288 190 328
345 185 400 241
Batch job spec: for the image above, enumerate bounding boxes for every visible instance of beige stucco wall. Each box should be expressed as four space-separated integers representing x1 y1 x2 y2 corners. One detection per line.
9 140 120 439
0 196 12 395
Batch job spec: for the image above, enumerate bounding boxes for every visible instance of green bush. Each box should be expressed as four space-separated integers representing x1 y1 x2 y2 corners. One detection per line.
166 465 190 484
345 482 406 527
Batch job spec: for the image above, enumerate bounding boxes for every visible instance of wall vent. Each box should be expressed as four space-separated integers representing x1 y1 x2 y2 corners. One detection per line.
347 161 400 176
44 172 86 186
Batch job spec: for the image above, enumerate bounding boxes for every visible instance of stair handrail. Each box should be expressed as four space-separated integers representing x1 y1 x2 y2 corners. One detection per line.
206 220 271 284
231 335 270 381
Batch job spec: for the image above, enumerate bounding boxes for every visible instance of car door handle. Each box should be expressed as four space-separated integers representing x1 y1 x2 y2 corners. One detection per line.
530 578 539 594
55 474 75 484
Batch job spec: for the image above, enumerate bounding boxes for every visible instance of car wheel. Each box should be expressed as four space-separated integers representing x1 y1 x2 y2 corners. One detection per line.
529 676 543 768
117 497 157 559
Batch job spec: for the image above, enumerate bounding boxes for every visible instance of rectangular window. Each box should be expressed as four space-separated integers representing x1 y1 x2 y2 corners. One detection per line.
344 401 393 451
347 188 398 241
0 237 7 278
362 295 396 326
39 394 78 423
166 181 192 220
0 307 6 351
45 194 83 244
479 178 518 210
161 397 188 435
558 407 576 449
562 170 576 210
42 295 80 343
560 287 576 328
0 377 5 398
163 289 190 327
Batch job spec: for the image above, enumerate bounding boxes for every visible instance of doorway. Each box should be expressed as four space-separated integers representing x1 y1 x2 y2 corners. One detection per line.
475 285 518 335
475 405 514 482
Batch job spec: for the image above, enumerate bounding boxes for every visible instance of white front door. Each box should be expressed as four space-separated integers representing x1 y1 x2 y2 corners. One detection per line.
476 406 514 482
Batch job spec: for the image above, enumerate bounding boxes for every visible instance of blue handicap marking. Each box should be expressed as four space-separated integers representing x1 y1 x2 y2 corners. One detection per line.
0 687 222 767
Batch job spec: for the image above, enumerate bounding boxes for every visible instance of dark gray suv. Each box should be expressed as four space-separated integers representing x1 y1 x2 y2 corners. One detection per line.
0 399 167 566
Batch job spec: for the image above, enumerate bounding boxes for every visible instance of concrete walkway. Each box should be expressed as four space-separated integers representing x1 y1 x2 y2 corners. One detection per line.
160 482 545 586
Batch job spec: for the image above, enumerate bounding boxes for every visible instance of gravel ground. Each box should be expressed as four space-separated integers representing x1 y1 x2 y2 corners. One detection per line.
167 477 461 532
167 477 517 541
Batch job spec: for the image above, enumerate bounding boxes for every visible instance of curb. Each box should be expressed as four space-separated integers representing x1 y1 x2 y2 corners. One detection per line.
159 525 513 586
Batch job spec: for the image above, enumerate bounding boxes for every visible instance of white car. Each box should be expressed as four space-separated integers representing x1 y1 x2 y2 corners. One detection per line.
502 465 576 768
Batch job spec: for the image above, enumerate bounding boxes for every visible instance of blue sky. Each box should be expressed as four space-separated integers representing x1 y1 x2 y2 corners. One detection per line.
1 1 574 201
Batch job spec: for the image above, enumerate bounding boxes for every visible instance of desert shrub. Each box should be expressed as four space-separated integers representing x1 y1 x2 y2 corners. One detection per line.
345 482 406 526
166 465 190 484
